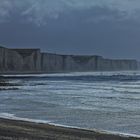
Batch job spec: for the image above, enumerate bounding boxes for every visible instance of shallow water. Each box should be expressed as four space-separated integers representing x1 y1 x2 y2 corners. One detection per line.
0 71 140 136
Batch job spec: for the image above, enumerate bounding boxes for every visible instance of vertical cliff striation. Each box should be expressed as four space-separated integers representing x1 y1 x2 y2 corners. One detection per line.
0 47 41 73
12 49 41 72
41 53 64 72
41 54 139 72
0 46 139 73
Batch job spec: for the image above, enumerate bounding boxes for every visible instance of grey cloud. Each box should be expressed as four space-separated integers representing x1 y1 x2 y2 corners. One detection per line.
0 0 140 25
0 6 140 59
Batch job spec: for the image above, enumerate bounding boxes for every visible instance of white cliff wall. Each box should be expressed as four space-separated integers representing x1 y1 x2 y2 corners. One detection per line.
41 54 99 72
5 49 23 71
97 57 138 71
41 53 64 72
0 47 23 72
41 53 139 72
20 50 41 72
64 55 98 72
0 47 6 71
0 46 139 73
0 47 41 73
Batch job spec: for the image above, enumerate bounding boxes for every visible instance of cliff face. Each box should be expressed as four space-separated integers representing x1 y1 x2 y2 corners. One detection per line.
0 47 41 73
0 47 23 72
0 47 6 71
41 53 64 72
42 54 139 72
41 54 101 72
12 49 41 72
0 46 139 73
96 57 138 71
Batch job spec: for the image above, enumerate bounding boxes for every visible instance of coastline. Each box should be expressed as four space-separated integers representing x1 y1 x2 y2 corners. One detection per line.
0 118 139 140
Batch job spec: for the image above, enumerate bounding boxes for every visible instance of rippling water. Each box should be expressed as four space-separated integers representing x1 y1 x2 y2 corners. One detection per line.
0 71 140 136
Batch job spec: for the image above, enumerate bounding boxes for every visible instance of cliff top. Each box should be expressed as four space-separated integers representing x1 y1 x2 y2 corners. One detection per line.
11 48 40 57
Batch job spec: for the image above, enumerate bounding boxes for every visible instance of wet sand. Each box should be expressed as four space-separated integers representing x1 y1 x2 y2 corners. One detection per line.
0 118 139 140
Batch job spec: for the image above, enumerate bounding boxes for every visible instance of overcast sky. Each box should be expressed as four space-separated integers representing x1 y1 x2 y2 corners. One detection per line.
0 0 140 60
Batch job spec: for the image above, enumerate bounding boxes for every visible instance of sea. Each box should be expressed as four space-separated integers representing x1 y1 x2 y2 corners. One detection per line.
0 71 140 137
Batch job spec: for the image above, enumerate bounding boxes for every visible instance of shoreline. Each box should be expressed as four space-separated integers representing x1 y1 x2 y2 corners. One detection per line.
0 70 139 75
0 113 140 138
0 118 139 140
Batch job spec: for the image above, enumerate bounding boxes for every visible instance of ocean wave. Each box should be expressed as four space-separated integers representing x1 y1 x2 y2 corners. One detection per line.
3 71 140 82
1 71 140 137
0 113 50 124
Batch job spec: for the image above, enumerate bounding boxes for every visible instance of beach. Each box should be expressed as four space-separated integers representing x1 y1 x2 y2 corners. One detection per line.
0 118 139 140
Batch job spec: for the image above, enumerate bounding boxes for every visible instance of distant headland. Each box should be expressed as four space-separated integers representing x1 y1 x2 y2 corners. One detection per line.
0 46 139 73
